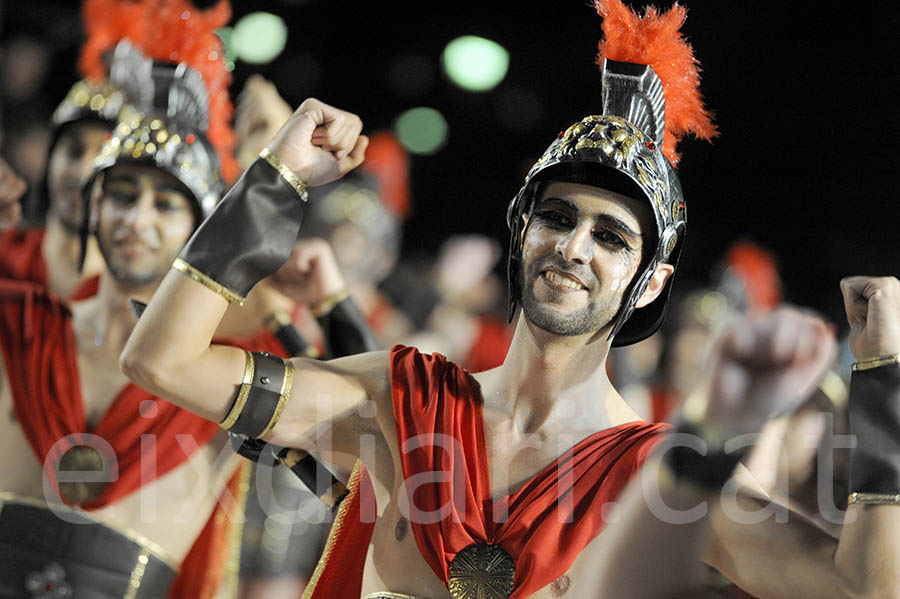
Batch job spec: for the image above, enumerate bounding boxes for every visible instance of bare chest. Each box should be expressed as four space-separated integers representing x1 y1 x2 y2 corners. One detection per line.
360 489 599 599
74 336 130 427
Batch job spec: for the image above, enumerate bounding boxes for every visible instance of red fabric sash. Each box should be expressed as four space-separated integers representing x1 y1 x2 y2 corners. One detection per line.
0 226 100 301
0 277 292 597
0 278 221 509
0 227 47 285
304 461 377 599
390 345 669 598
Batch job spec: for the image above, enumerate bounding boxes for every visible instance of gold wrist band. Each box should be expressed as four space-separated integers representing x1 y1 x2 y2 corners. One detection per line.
220 350 255 430
265 310 294 334
852 353 900 372
310 288 350 318
172 257 246 305
257 359 294 439
259 147 309 202
848 492 900 505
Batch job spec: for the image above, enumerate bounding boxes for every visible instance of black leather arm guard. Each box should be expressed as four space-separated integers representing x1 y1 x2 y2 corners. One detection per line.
220 351 293 439
659 419 748 490
848 362 900 504
317 297 382 358
175 154 307 305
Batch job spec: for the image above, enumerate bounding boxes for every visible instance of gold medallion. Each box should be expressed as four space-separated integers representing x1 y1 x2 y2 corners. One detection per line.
57 446 107 505
448 542 515 599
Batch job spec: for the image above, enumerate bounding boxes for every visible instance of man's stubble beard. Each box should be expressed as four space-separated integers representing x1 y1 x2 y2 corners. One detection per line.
97 235 180 290
518 253 626 337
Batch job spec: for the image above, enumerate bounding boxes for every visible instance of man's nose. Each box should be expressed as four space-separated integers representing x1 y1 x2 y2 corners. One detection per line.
555 223 593 264
123 186 156 230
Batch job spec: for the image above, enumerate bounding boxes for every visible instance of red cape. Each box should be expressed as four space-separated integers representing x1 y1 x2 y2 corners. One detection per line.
390 345 669 598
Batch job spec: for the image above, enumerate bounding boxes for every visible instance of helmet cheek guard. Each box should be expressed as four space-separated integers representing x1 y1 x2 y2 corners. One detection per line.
506 59 688 346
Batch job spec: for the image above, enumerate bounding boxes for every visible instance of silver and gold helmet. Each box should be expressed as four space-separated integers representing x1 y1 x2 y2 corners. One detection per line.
89 41 225 220
507 59 686 347
78 41 226 269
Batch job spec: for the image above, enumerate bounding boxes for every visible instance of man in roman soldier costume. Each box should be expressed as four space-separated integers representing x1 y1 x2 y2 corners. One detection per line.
0 0 219 301
0 1 254 596
122 0 900 597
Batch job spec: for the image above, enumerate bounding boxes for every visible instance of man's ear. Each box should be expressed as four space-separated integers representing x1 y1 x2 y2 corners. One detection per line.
635 263 674 309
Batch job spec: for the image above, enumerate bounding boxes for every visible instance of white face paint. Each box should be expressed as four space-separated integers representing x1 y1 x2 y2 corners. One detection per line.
518 182 649 337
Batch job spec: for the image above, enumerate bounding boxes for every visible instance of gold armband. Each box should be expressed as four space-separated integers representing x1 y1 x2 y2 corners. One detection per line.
310 289 350 318
220 350 294 439
852 353 900 372
172 257 247 305
848 492 900 505
259 147 309 202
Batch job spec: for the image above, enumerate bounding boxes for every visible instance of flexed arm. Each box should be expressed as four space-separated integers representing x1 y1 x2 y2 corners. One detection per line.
120 99 384 452
592 308 837 598
595 279 900 599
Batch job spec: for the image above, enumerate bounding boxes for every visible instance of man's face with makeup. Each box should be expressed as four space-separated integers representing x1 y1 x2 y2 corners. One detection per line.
519 181 653 337
95 164 196 289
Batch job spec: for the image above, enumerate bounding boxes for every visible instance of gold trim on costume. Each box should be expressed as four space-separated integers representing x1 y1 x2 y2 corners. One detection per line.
301 460 362 599
362 593 426 599
172 257 246 306
220 351 255 430
259 147 309 201
223 463 252 598
265 310 294 334
0 491 180 572
848 492 900 505
852 353 900 372
258 359 294 439
310 289 350 318
123 549 151 599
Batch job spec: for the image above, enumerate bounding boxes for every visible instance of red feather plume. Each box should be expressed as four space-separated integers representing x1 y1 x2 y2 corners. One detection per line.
724 241 781 312
79 0 238 183
595 0 717 166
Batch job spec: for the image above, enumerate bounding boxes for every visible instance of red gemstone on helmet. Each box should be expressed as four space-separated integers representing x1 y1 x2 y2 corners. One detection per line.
646 141 656 150
558 131 565 137
185 133 196 144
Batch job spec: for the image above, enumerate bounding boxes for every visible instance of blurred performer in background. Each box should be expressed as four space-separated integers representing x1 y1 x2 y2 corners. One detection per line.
590 275 900 598
0 0 132 299
0 1 251 595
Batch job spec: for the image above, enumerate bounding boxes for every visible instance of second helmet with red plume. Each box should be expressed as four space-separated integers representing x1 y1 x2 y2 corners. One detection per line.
506 0 716 346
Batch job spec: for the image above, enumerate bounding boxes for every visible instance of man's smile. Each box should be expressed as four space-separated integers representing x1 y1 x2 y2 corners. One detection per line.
541 267 588 292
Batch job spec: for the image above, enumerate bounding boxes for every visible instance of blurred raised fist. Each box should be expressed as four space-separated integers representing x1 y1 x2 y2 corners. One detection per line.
266 98 368 188
269 237 347 306
703 307 836 437
0 156 26 229
234 75 294 168
840 275 900 360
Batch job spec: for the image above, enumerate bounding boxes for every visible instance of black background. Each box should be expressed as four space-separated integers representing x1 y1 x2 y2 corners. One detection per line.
5 0 900 327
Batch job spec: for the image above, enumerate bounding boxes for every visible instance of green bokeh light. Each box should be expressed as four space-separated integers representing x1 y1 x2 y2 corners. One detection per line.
231 12 288 65
442 35 509 92
393 107 449 155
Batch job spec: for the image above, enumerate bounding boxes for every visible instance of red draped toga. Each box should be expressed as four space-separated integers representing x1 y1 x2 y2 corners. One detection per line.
0 277 284 597
390 345 668 598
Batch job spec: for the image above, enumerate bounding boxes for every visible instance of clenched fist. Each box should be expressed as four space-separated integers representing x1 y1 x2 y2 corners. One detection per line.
840 276 900 361
269 237 347 307
703 307 836 438
266 98 369 188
